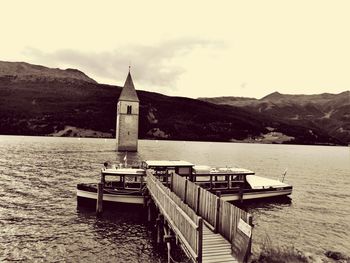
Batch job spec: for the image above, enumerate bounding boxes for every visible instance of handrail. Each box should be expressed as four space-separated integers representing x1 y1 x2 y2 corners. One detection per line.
147 171 202 261
171 172 253 262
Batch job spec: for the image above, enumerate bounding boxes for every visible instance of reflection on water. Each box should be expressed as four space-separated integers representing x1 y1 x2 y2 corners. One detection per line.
0 136 349 262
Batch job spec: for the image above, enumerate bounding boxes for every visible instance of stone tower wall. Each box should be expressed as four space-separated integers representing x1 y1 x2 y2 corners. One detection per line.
116 100 139 151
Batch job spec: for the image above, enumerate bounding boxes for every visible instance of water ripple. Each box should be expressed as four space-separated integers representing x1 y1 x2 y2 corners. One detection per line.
0 136 349 262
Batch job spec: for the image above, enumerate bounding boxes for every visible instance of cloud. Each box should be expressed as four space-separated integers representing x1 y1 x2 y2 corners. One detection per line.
22 38 224 90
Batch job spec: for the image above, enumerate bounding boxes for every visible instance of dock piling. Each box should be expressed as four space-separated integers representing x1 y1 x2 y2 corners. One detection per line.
163 222 175 263
146 199 154 223
96 182 104 215
156 214 164 244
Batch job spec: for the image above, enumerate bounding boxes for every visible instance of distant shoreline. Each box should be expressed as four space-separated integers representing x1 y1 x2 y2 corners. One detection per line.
0 133 346 147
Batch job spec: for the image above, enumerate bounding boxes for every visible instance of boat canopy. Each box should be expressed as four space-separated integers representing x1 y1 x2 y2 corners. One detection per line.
102 168 146 175
142 160 194 176
142 160 194 168
193 165 255 175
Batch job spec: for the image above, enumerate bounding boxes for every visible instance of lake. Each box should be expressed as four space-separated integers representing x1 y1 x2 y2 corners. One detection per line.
0 136 349 262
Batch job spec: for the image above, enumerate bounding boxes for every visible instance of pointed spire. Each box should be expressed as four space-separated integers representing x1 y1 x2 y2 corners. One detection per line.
118 69 139 102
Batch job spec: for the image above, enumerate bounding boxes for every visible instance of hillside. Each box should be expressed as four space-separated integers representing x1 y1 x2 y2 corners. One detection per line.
0 61 96 83
200 91 350 144
0 61 346 145
0 76 268 142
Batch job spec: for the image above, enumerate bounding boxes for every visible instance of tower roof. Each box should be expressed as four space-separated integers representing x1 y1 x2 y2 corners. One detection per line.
118 71 139 102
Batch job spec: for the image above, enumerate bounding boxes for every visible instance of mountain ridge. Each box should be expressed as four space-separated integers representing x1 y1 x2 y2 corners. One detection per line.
0 61 97 84
200 91 350 144
0 60 347 145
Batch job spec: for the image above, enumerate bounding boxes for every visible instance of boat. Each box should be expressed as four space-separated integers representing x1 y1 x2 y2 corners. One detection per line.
76 160 292 206
77 164 147 205
191 165 292 202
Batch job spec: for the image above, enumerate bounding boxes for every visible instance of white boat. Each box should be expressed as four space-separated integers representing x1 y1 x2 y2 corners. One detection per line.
76 160 292 206
191 165 293 202
77 166 147 205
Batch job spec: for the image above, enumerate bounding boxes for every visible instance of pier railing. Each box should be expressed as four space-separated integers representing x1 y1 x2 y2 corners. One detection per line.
171 172 253 262
147 171 203 262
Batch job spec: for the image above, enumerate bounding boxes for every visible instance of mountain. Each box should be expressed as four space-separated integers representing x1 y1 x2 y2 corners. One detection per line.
200 91 350 144
0 61 96 83
0 61 346 145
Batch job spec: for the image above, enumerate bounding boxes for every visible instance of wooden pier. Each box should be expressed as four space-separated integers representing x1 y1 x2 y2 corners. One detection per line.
145 171 253 263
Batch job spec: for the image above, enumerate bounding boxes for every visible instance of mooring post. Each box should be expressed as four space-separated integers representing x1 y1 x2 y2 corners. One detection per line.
156 214 164 244
143 195 148 208
146 199 153 223
163 222 175 263
140 174 144 191
166 240 171 263
214 191 221 233
165 235 175 263
239 183 244 203
96 182 104 216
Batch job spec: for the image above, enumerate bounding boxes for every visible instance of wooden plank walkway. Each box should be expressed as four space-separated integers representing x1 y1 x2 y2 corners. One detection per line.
147 171 242 263
202 224 238 263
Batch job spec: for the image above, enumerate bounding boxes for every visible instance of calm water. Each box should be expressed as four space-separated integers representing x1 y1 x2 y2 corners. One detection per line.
0 136 349 262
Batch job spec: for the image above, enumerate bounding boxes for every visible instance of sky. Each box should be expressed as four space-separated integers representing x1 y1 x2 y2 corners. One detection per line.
1 0 350 99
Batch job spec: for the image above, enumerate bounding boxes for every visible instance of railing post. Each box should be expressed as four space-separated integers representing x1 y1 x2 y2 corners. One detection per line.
197 217 203 263
166 171 169 188
214 191 221 233
184 179 188 204
170 172 174 191
244 214 253 263
196 186 201 214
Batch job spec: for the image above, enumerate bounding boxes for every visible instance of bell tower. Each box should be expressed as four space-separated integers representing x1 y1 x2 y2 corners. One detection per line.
116 69 139 152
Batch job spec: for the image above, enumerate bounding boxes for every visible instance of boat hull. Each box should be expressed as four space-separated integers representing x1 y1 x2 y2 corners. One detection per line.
77 189 144 205
220 187 292 202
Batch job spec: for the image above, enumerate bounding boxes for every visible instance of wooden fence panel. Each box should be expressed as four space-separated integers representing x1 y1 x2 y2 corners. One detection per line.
172 172 187 201
198 187 218 227
147 172 201 260
218 199 232 241
186 180 199 209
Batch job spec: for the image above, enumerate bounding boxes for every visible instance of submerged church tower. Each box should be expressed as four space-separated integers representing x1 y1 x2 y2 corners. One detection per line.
116 69 139 152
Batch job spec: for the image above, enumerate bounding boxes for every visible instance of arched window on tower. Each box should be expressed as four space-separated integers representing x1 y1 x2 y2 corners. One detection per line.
127 105 132 114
